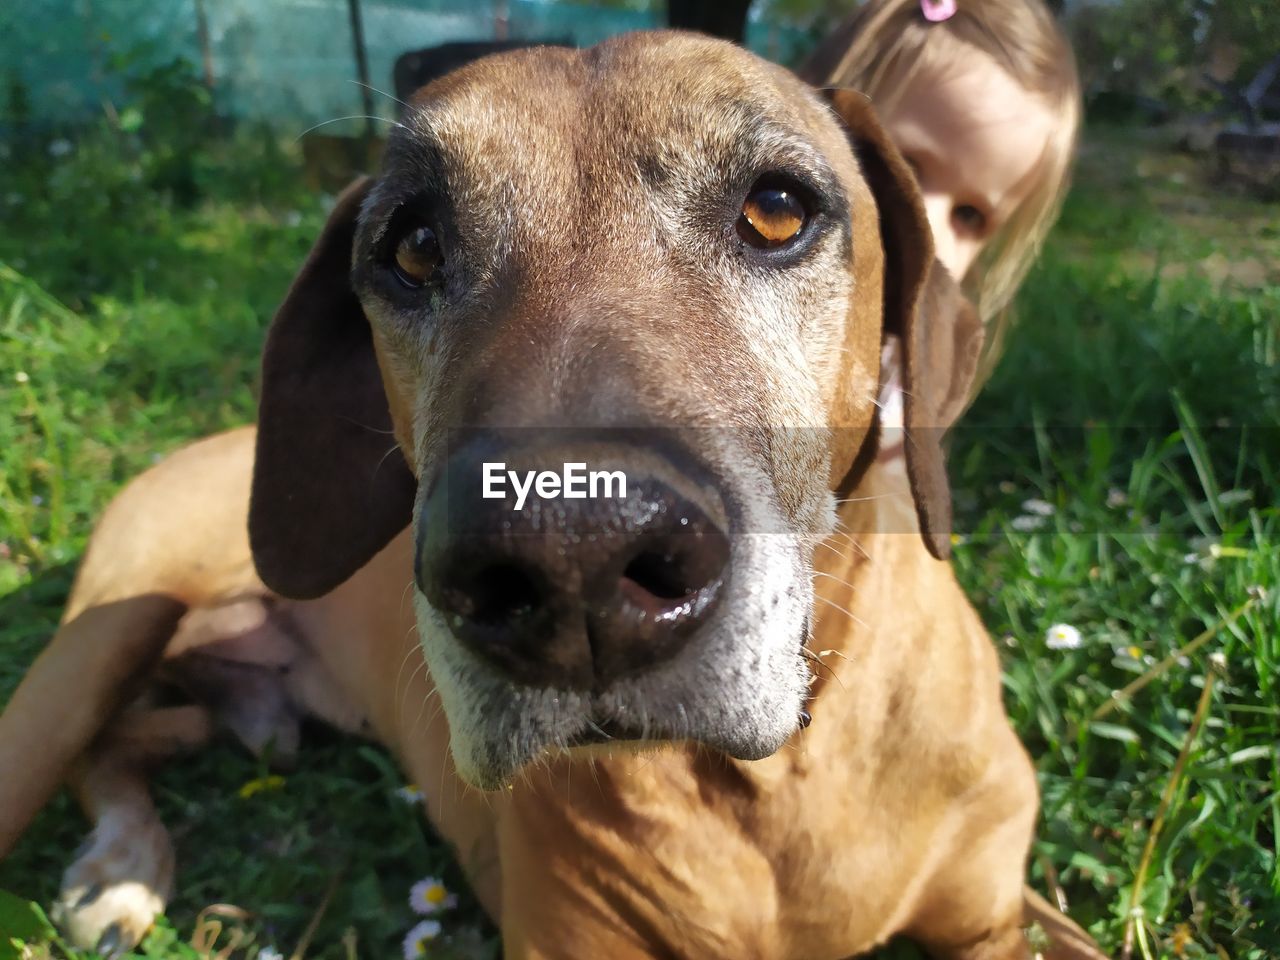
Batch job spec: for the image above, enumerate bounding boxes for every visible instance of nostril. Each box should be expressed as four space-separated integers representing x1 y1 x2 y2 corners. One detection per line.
622 549 696 601
618 528 729 616
442 562 544 625
588 517 730 685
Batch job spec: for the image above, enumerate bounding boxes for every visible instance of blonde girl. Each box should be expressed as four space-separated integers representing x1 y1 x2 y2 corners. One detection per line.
801 0 1081 387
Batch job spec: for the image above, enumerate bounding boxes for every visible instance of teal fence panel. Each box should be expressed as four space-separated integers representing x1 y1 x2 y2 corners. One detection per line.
1 0 202 125
508 0 658 46
1 0 816 132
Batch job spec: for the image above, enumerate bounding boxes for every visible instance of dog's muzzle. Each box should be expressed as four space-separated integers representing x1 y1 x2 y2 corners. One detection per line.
415 431 733 692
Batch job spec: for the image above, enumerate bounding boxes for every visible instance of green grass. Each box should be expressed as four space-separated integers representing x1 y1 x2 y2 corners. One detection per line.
0 123 1277 959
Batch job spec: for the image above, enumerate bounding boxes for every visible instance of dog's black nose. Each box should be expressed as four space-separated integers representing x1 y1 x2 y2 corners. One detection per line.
415 434 731 690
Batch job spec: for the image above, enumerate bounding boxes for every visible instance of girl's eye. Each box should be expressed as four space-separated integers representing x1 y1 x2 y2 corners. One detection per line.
738 186 807 249
952 204 988 236
393 224 442 288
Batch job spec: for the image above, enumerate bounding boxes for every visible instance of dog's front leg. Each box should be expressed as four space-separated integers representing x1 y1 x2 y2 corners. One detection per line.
55 704 214 955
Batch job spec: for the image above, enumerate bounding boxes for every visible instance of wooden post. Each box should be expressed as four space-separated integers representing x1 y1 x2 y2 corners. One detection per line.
495 0 510 41
665 0 752 43
346 0 376 145
193 0 215 92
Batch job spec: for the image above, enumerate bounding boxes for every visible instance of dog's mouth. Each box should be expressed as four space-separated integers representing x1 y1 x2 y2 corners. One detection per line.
416 534 816 789
564 717 650 749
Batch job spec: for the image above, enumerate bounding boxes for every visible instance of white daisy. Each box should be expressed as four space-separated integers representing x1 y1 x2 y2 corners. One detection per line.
410 877 458 915
258 949 284 960
402 919 443 958
394 784 424 804
1045 623 1082 650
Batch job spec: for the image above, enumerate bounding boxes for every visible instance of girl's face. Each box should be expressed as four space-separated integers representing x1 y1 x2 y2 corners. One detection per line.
878 55 1055 281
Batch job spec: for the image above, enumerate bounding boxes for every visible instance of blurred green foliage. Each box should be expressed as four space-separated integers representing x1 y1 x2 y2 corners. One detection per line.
1069 0 1280 109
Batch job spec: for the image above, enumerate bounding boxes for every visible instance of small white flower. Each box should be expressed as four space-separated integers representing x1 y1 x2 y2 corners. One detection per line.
410 877 457 915
1217 489 1252 507
14 370 29 383
1045 623 1082 650
1113 643 1147 664
1021 498 1056 517
394 784 424 804
1011 514 1047 532
1106 488 1128 509
403 919 443 958
1189 535 1217 554
258 948 284 960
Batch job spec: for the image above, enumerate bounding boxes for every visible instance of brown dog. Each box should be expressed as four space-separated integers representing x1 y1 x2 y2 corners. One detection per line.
0 33 1105 960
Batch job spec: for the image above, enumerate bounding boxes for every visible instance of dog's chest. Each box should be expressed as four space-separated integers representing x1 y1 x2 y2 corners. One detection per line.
509 746 935 959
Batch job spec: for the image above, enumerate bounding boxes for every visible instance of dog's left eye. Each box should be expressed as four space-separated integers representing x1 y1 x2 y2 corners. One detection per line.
737 186 807 249
393 224 442 289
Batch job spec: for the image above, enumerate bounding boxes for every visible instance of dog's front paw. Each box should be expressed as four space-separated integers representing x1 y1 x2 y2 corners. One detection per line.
53 814 174 956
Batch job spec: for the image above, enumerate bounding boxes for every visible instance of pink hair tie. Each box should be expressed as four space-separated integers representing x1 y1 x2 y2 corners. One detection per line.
920 0 958 22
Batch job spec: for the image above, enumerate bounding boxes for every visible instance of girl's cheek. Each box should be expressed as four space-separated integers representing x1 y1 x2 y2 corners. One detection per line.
947 235 982 282
921 193 965 277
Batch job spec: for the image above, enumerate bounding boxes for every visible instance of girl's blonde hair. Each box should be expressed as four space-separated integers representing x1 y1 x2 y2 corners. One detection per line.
800 0 1081 377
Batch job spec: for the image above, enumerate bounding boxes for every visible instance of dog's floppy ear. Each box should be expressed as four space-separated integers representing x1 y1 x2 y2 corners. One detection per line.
250 177 416 598
825 89 985 560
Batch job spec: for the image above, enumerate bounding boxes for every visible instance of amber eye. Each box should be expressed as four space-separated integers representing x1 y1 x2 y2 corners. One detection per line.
393 224 442 288
738 186 807 249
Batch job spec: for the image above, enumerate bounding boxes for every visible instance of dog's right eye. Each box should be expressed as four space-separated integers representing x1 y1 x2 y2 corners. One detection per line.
392 224 442 289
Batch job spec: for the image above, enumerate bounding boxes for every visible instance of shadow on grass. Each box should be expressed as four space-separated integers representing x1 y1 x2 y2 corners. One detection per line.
0 561 501 959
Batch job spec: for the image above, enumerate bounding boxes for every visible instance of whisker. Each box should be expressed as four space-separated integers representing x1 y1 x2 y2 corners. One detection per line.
812 569 860 592
348 78 412 112
819 528 871 562
399 654 430 731
392 641 419 717
814 594 868 631
295 114 409 142
800 646 842 684
832 492 902 505
371 441 406 483
337 415 397 437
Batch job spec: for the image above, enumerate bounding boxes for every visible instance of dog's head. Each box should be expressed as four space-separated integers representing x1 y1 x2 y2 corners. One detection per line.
249 32 982 787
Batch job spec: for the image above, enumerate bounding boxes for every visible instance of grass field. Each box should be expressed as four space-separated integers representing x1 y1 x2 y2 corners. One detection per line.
0 120 1276 960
